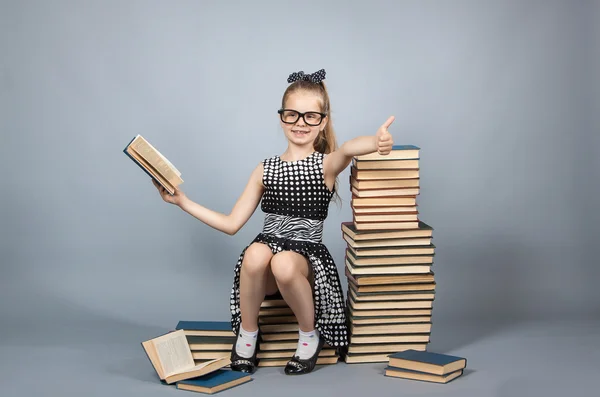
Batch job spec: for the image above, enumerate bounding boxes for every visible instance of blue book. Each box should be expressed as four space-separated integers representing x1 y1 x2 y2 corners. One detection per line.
176 321 236 337
388 350 466 375
391 144 420 150
176 369 252 394
355 144 420 161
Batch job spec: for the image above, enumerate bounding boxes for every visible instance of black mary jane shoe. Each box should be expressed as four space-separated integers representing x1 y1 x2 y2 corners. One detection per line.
284 336 325 375
230 331 260 374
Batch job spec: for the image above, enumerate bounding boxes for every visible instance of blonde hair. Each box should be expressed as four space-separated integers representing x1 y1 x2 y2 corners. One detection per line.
281 80 341 205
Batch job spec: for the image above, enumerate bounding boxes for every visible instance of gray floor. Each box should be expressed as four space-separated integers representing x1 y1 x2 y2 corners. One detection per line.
1 316 599 397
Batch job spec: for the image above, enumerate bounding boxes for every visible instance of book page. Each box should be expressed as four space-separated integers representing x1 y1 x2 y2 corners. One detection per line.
153 331 195 377
145 139 182 177
138 136 182 177
179 357 229 374
130 137 183 184
126 146 175 194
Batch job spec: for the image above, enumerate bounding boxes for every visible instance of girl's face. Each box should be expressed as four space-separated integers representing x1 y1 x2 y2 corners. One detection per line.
279 91 327 148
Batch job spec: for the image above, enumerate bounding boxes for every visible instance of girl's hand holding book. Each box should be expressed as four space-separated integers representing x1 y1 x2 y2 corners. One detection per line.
152 179 186 206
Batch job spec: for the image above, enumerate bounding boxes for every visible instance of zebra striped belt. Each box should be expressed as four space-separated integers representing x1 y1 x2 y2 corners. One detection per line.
262 213 324 243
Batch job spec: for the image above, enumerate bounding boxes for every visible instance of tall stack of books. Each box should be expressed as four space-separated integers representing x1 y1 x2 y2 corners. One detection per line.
341 145 437 364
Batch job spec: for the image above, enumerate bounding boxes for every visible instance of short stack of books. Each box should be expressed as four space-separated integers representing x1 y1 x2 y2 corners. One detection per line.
384 350 466 384
342 145 437 364
256 293 340 367
176 310 339 368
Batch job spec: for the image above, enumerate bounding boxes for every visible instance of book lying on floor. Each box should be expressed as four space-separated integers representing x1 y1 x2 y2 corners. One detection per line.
141 329 230 384
384 349 467 383
124 134 183 195
176 369 252 394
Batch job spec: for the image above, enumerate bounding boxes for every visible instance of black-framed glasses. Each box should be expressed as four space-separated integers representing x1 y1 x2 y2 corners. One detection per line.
278 109 327 126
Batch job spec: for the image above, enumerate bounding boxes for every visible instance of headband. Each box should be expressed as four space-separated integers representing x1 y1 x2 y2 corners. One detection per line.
287 69 326 84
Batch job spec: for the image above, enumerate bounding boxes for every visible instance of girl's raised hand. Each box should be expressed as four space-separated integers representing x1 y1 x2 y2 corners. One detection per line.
152 179 186 206
376 116 395 155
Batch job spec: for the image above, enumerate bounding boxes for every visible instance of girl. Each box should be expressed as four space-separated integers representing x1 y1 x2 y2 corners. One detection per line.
153 69 394 375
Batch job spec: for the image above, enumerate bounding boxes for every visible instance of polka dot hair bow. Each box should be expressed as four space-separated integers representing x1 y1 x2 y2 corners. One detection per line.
287 69 326 84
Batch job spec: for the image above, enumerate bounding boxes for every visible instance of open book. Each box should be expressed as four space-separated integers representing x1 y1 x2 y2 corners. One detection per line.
124 134 183 195
141 330 230 384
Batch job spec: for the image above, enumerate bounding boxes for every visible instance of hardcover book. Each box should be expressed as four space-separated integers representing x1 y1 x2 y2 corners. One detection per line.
354 145 420 161
141 330 230 384
124 134 183 195
388 349 467 375
176 369 252 394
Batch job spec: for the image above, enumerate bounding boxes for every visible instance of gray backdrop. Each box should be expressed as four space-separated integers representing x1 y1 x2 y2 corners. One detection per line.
1 0 598 351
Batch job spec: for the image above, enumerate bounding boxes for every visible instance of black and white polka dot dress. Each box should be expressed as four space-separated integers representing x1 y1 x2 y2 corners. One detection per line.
229 151 349 349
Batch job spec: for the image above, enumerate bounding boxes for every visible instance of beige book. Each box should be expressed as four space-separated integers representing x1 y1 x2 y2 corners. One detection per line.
346 342 427 354
348 288 435 302
345 259 432 275
257 349 337 359
351 196 417 207
348 306 433 317
351 158 420 170
344 353 401 364
348 299 433 311
141 330 230 384
384 368 463 384
351 186 420 198
352 205 418 215
353 220 420 231
353 213 419 223
347 245 435 258
257 356 339 367
349 334 430 344
343 233 431 249
351 167 420 180
124 134 183 195
349 316 432 325
350 176 420 190
341 221 433 240
347 280 436 294
349 322 432 335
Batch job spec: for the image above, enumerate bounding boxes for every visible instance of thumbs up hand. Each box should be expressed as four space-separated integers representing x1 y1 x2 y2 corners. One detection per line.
376 116 395 155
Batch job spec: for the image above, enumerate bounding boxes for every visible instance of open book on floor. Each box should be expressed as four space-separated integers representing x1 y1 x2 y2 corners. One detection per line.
141 329 230 384
124 134 183 195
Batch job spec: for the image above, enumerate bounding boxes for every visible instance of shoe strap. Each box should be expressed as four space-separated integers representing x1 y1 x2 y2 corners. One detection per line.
232 358 256 367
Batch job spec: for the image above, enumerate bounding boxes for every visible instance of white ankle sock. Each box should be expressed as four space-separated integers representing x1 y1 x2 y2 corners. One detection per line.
295 328 319 360
236 325 258 358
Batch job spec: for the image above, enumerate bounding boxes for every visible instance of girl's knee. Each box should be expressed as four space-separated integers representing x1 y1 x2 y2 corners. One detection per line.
271 252 308 285
242 243 273 274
